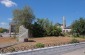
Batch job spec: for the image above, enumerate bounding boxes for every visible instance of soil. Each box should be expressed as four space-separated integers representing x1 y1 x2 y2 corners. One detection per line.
0 36 85 53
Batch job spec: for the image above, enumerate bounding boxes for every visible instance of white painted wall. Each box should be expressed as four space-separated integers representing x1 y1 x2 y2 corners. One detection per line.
62 29 71 33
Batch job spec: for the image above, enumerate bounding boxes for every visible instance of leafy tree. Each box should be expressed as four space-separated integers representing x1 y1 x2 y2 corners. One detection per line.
71 18 85 35
56 27 62 36
36 18 53 36
31 18 62 37
31 22 46 37
55 23 62 26
13 6 35 31
49 25 62 36
0 28 8 33
12 6 35 37
0 28 3 33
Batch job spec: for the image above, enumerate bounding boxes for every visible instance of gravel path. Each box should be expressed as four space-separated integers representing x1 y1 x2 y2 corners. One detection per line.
62 48 85 55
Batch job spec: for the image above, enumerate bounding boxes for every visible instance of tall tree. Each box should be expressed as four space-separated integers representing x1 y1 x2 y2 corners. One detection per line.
71 18 85 35
13 6 35 29
32 18 62 37
37 18 53 35
12 6 35 37
32 22 46 37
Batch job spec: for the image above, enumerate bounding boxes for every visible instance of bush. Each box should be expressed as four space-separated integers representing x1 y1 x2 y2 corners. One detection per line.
72 33 79 37
31 18 62 37
35 43 44 48
49 26 62 36
9 47 15 52
60 33 65 36
71 18 85 35
70 39 79 43
31 22 46 37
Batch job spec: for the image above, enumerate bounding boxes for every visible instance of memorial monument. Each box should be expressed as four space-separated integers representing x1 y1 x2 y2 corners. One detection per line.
9 21 29 42
18 25 28 42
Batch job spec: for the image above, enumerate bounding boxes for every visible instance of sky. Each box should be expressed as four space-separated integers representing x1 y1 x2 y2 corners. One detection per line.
0 0 85 29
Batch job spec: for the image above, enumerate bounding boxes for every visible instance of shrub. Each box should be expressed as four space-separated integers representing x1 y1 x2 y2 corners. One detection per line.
72 33 79 37
79 35 85 38
60 33 65 36
31 22 46 37
71 18 85 35
35 43 44 48
70 39 79 43
10 47 15 52
2 47 15 53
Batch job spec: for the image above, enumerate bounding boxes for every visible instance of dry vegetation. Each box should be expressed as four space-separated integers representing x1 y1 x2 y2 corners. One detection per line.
0 36 85 53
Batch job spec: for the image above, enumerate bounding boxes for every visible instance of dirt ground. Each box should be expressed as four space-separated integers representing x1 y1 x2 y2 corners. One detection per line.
0 37 17 44
0 36 85 53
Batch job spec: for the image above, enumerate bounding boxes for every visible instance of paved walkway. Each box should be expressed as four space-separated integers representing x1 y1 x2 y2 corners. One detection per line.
62 48 85 55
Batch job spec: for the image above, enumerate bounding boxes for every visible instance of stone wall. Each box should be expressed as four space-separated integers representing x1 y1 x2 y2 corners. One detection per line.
1 42 85 55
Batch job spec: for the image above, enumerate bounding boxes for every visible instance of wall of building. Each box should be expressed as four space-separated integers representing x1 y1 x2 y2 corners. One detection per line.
62 29 71 33
1 42 85 55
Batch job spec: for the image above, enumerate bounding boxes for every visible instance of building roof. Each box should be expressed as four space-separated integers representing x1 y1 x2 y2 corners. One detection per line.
55 23 63 26
65 26 71 29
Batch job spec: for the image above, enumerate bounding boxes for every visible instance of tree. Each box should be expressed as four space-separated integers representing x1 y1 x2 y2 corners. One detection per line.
36 18 53 36
49 25 62 36
0 28 8 33
0 28 3 33
31 18 62 37
13 6 35 37
71 18 85 35
31 22 46 37
13 6 35 30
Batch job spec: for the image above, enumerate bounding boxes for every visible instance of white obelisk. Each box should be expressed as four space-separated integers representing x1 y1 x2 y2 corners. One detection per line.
63 16 66 29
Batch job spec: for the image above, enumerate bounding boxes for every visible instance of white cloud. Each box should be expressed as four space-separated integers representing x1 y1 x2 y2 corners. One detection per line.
0 22 9 28
0 22 7 25
8 18 12 21
0 0 17 7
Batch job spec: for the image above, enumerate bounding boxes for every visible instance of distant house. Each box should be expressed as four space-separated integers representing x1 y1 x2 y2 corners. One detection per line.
59 16 71 33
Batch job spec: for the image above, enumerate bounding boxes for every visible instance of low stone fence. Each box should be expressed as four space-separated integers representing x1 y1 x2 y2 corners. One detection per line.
1 42 85 55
